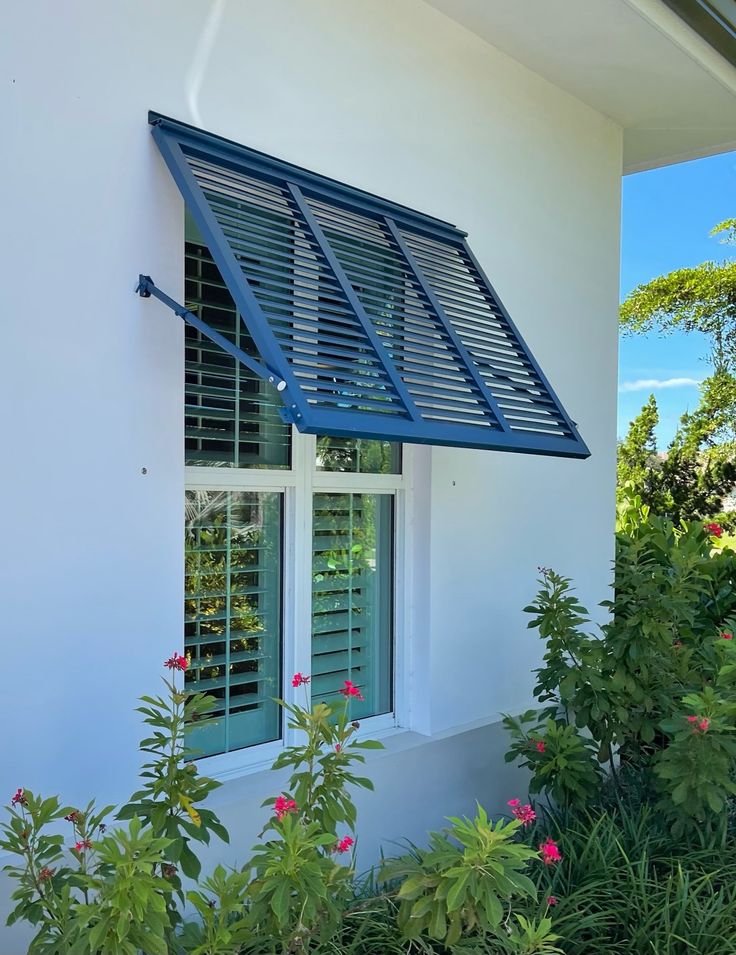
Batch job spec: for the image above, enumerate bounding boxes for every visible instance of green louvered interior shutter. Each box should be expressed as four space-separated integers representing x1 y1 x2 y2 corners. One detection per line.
311 493 393 718
184 489 282 757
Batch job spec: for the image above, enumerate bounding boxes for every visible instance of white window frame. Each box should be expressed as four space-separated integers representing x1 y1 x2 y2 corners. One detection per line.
186 428 411 781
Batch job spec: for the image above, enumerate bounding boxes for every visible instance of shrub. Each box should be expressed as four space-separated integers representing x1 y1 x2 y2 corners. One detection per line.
504 495 736 829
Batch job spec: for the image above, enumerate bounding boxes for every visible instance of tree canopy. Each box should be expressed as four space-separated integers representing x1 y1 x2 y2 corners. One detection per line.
620 221 736 370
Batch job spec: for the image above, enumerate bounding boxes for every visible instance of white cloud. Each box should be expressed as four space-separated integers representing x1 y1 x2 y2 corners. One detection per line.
618 377 702 394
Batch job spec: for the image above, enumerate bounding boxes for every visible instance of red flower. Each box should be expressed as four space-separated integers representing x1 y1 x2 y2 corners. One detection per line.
164 652 188 672
722 632 733 640
11 788 27 807
292 673 310 687
339 680 365 701
335 744 342 753
507 798 521 808
687 715 710 733
535 740 546 754
547 896 559 906
539 838 562 865
38 867 55 882
511 803 537 826
74 840 93 852
274 795 298 821
334 835 354 854
705 522 723 538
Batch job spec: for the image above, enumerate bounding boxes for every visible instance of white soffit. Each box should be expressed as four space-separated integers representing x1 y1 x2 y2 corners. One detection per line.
423 0 736 172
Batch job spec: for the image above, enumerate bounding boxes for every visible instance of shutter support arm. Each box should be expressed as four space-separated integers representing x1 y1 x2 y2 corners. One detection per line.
136 275 288 395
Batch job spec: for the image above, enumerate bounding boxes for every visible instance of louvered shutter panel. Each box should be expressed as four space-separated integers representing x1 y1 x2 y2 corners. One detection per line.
148 113 588 459
184 490 282 757
311 493 393 718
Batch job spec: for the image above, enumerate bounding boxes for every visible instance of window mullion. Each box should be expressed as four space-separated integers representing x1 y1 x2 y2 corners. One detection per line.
284 429 315 746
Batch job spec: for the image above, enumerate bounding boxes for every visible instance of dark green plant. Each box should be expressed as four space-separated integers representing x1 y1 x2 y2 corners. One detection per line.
525 799 736 955
504 714 603 807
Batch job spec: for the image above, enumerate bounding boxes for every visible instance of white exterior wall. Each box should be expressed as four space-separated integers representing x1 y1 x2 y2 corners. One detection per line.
1 0 620 947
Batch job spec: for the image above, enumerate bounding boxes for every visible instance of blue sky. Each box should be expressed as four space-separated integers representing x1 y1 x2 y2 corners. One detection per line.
619 150 736 445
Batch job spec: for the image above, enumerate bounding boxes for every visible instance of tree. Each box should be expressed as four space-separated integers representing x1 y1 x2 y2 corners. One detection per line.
617 393 659 495
617 373 736 524
620 221 736 370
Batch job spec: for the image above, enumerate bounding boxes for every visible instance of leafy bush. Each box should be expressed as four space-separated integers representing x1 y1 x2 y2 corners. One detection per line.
504 494 736 831
381 806 540 946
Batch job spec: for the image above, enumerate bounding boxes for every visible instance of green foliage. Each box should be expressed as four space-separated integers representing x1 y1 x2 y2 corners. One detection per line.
381 806 539 948
64 817 173 955
712 219 736 245
617 393 659 499
527 800 736 955
268 692 382 837
620 254 736 369
1 793 172 955
505 497 736 827
617 375 736 524
244 812 352 952
118 673 227 885
504 714 603 806
182 865 251 955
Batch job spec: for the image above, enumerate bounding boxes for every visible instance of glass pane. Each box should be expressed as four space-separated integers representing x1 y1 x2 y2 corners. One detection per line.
315 436 401 474
184 235 291 469
184 490 282 757
311 493 393 718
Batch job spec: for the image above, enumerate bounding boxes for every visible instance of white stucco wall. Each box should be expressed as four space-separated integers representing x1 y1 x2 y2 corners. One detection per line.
1 0 620 948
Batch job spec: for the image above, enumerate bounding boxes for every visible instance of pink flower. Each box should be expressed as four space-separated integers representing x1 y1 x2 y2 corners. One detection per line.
335 744 342 753
38 867 55 882
164 652 188 672
334 835 354 854
722 632 733 640
339 680 365 701
705 522 723 538
539 838 562 865
687 715 710 733
507 798 521 808
292 672 310 687
547 896 559 906
74 840 93 852
11 788 27 807
274 795 298 821
535 740 546 753
511 803 537 827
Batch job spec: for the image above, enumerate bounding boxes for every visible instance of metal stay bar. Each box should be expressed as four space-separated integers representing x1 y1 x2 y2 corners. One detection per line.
136 274 288 394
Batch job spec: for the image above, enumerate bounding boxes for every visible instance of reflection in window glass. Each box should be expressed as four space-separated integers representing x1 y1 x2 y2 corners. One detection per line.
311 493 393 718
315 436 401 474
184 490 282 757
184 240 291 469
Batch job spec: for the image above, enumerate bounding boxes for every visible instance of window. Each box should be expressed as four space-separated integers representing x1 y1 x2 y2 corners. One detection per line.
184 237 402 759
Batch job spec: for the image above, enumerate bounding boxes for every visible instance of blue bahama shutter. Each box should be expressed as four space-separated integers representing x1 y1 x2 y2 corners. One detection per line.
141 112 589 459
